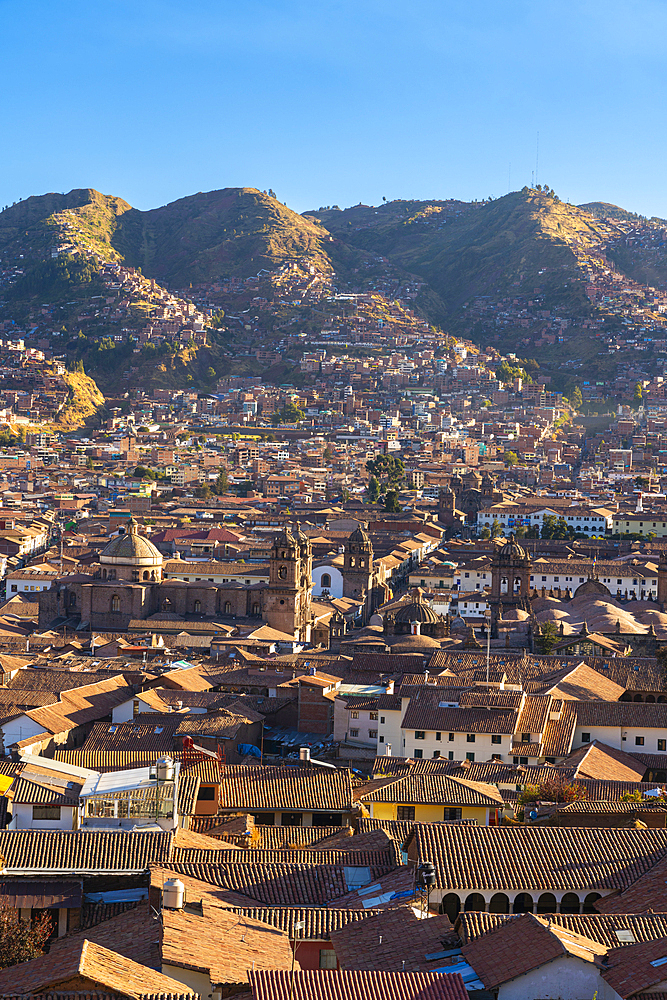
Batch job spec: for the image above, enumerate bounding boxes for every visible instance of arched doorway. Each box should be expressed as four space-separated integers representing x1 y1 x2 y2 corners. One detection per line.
489 893 510 914
583 893 601 913
536 893 557 914
560 893 580 914
513 893 534 913
441 893 460 922
464 893 486 912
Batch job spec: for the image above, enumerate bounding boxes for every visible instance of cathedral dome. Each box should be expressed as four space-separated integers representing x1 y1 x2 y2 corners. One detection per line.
394 590 440 625
100 519 163 568
348 524 370 545
496 533 528 563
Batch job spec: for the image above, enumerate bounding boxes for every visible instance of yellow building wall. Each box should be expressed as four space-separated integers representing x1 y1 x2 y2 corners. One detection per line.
370 803 491 825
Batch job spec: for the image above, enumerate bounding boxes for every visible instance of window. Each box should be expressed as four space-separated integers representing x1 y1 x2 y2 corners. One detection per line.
197 786 215 801
111 595 121 613
466 734 475 743
491 735 502 744
10 585 16 593
379 735 384 743
368 729 377 739
435 732 441 741
491 754 502 761
321 573 331 589
448 751 454 760
414 748 423 759
466 752 475 762
33 805 61 820
448 733 454 741
194 600 201 613
521 733 530 742
635 736 645 746
380 716 385 724
519 756 528 765
350 711 359 719
433 751 440 758
659 740 666 752
319 949 337 970
415 731 426 740
370 712 378 721
349 728 359 737
581 732 590 743
443 807 462 821
397 806 415 820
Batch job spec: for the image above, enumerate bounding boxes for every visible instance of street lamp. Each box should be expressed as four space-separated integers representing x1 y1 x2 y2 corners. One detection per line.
417 861 436 918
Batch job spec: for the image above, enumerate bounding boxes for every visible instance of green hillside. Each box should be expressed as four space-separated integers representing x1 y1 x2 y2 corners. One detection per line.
113 187 330 285
310 190 620 323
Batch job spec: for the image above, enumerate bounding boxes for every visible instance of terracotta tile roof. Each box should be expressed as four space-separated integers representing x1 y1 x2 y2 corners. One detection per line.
216 765 353 813
356 818 415 845
50 900 158 969
457 690 523 709
358 773 503 807
456 910 667 949
0 938 195 999
226 906 384 939
248 969 468 1000
557 799 667 814
328 866 416 910
20 676 134 737
540 702 578 758
564 740 648 782
546 662 627 701
408 823 667 892
330 909 456 972
165 859 397 907
251 826 344 849
595 852 667 913
514 695 552 736
461 912 606 989
0 830 172 874
161 904 294 986
401 700 517 735
83 717 182 752
171 847 400 869
575 701 667 727
603 936 667 996
9 774 82 807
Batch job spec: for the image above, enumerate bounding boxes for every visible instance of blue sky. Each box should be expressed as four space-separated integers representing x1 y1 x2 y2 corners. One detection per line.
1 0 665 215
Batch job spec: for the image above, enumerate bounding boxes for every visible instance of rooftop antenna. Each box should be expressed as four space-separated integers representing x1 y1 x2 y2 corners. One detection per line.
536 131 539 187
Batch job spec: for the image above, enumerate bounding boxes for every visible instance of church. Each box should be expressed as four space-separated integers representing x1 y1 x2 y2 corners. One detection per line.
38 519 315 640
37 519 387 642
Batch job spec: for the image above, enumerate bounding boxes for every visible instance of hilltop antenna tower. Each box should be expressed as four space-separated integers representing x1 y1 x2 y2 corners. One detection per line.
535 132 539 187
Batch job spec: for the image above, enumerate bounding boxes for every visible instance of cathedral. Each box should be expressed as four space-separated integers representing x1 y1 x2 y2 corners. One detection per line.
38 519 315 641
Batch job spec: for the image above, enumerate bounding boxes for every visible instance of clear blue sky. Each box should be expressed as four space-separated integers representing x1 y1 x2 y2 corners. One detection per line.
1 0 665 215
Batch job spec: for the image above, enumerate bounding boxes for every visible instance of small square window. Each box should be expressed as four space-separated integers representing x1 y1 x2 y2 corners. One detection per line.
433 750 440 758
379 735 384 743
350 711 359 719
435 732 441 741
320 949 338 969
369 712 378 721
414 748 423 759
368 729 377 739
635 736 645 746
448 733 454 741
443 807 462 821
491 735 502 744
466 734 475 743
448 751 454 760
521 733 530 742
466 752 475 762
397 805 415 820
349 728 359 737
380 716 385 724
415 731 425 740
581 732 590 743
659 740 666 752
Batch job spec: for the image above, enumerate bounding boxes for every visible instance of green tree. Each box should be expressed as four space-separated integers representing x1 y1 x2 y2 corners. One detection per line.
571 386 583 410
206 367 217 380
271 400 305 425
211 469 228 495
491 519 503 539
133 466 155 480
535 621 560 654
195 483 212 499
85 456 93 470
384 489 401 513
480 526 491 539
366 454 405 488
504 451 518 466
323 444 334 462
634 382 643 405
0 905 51 969
367 475 381 502
541 514 558 539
